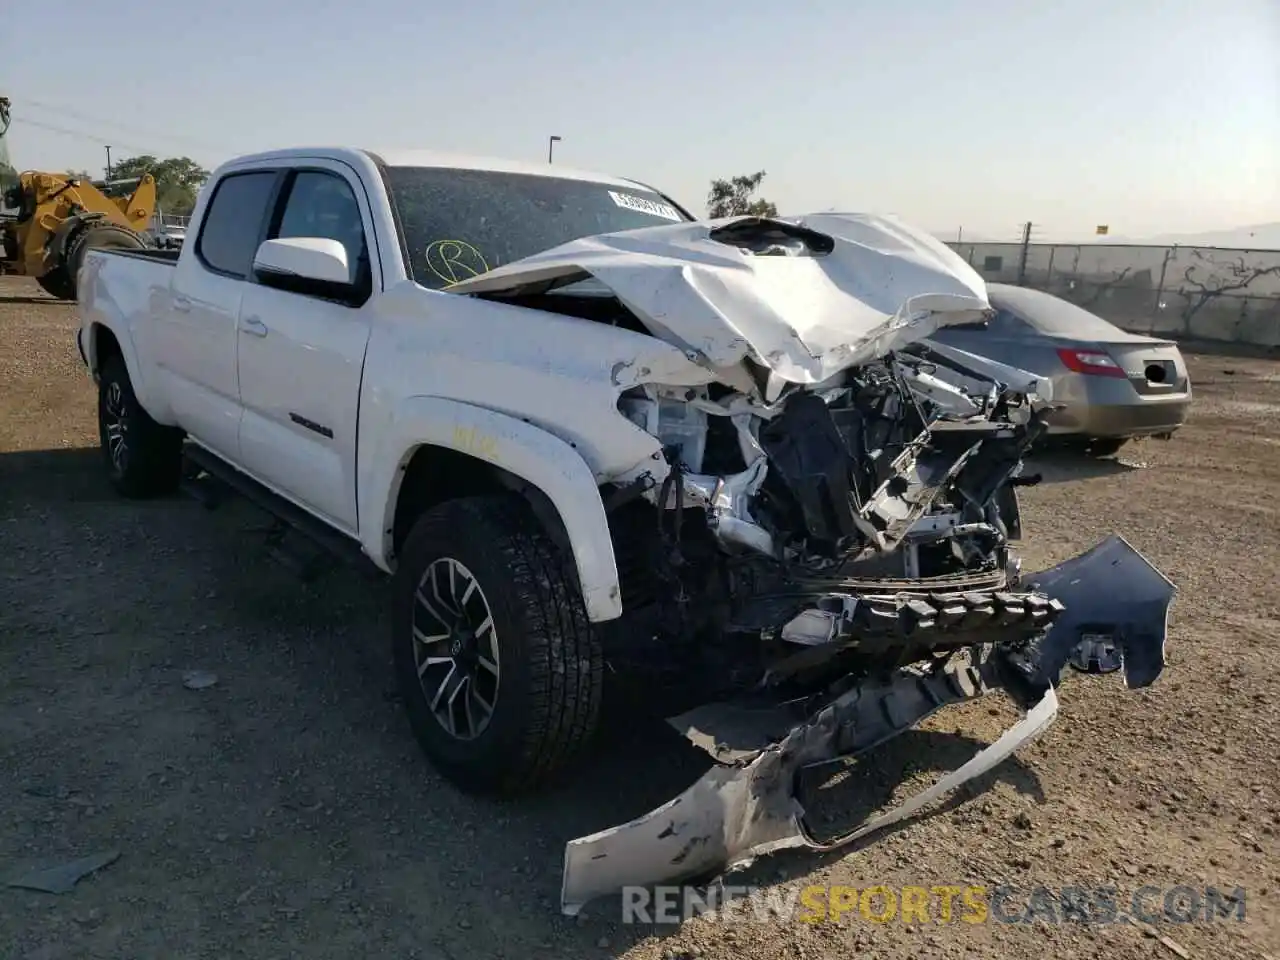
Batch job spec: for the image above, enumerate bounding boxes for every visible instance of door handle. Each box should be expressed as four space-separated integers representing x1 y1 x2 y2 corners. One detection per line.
241 316 268 338
172 295 192 313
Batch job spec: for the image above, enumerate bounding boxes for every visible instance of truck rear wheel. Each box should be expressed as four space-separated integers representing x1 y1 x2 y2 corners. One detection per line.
97 355 183 498
393 495 604 796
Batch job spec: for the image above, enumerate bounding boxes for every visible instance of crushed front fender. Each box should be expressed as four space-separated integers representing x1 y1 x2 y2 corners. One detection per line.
558 534 1175 916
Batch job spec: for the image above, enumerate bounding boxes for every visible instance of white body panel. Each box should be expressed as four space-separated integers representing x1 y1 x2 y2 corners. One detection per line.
76 144 996 625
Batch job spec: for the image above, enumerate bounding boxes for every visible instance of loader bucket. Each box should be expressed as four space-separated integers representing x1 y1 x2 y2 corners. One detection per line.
559 534 1175 916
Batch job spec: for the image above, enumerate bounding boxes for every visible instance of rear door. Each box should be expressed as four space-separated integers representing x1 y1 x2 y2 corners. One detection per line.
150 169 279 460
234 161 377 535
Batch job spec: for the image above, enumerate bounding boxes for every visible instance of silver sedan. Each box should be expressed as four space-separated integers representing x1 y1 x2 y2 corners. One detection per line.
928 283 1192 455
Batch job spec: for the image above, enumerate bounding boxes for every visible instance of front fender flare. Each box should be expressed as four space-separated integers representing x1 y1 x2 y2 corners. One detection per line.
361 397 623 623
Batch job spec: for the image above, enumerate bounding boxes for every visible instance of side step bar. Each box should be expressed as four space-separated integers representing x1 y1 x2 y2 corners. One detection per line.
181 443 380 580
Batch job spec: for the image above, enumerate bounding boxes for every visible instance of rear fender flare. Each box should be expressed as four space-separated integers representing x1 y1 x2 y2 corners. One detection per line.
362 397 623 623
83 315 161 417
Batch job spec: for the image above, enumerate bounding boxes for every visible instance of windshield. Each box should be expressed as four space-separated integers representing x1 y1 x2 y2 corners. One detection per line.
383 165 690 290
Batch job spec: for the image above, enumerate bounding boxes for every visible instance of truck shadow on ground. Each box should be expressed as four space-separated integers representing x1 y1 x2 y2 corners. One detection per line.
1022 450 1145 484
0 443 1047 958
0 447 110 508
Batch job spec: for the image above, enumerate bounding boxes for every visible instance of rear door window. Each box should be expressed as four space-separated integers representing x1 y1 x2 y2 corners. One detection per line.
195 171 278 278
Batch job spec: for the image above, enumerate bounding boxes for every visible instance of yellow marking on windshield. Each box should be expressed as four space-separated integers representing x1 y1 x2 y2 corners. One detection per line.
425 240 490 286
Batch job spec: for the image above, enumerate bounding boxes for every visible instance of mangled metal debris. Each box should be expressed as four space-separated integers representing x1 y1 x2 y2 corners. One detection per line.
561 536 1174 914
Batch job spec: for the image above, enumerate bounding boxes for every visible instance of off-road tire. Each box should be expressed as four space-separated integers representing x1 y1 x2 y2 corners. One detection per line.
35 266 76 300
393 495 604 796
64 222 146 301
97 354 183 498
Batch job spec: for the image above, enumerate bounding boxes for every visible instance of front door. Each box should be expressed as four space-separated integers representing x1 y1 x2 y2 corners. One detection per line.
235 162 376 535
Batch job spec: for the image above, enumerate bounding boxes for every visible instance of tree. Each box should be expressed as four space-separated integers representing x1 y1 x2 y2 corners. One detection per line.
707 170 778 219
66 168 94 181
1180 250 1280 331
106 155 211 217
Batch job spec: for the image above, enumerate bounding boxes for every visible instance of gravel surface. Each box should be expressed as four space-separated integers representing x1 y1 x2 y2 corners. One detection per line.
2 275 1277 960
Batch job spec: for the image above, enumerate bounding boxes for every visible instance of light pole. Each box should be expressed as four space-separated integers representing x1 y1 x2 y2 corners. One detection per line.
547 135 561 164
105 145 112 179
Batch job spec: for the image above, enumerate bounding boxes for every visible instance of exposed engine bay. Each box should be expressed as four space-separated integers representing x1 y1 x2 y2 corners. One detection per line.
599 338 1058 704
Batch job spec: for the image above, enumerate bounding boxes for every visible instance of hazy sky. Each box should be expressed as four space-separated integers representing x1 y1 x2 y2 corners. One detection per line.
5 0 1278 241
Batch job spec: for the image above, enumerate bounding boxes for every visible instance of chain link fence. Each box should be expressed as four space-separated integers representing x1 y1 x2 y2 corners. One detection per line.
948 241 1280 349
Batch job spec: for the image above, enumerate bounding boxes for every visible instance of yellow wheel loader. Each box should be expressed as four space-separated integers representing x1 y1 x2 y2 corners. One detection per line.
0 96 157 300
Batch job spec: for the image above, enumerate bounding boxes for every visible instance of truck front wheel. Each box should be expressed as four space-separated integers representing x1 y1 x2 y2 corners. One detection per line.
97 355 183 498
393 496 604 796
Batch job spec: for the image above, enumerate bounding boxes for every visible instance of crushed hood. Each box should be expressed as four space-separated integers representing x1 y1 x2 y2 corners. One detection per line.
444 211 991 384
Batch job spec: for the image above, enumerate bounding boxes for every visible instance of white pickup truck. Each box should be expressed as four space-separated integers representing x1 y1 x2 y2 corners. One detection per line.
77 146 1175 914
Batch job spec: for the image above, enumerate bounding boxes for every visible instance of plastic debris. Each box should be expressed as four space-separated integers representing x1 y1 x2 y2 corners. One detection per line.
182 670 218 690
6 850 121 894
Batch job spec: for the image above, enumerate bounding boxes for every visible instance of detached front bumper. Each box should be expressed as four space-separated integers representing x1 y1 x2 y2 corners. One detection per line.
560 534 1175 916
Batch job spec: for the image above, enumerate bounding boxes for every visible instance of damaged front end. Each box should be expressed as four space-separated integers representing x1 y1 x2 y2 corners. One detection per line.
564 333 1175 916
445 211 1176 916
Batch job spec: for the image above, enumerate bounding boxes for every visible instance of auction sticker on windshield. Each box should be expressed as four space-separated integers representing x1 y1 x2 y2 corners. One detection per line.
608 190 682 222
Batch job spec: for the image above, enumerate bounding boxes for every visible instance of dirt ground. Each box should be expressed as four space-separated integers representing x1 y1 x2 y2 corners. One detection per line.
2 273 1278 960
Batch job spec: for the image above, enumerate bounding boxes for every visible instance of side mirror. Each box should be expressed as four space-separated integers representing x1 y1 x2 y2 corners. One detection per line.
252 237 353 299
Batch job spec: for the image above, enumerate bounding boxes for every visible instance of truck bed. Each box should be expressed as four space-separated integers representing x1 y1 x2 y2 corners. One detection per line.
102 247 182 264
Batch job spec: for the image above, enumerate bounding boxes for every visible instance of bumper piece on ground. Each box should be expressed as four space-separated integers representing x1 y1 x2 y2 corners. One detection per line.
1023 534 1176 689
559 535 1175 916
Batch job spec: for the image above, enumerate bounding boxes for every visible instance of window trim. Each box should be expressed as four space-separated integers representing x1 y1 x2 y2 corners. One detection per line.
193 169 286 281
366 153 415 288
257 165 375 308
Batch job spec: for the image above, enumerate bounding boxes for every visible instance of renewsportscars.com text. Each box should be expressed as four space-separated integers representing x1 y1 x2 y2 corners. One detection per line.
621 883 1248 926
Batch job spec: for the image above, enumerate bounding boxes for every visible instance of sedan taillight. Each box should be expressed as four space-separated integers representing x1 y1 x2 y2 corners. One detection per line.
1056 348 1126 378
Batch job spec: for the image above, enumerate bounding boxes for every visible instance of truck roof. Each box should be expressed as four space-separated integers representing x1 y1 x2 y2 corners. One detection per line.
220 146 651 191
